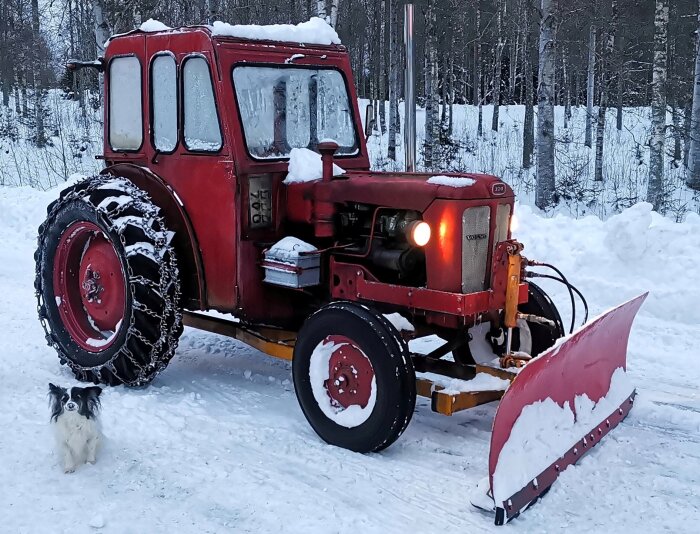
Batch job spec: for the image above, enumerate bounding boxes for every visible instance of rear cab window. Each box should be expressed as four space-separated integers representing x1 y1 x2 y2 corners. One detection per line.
109 56 143 151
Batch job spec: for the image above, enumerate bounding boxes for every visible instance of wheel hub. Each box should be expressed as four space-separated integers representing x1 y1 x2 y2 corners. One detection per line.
53 221 126 352
323 335 374 409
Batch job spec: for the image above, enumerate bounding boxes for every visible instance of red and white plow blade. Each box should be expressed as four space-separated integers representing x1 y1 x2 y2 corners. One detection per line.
488 293 648 525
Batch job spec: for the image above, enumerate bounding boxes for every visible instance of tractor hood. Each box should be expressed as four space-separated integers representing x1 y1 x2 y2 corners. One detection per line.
286 171 513 213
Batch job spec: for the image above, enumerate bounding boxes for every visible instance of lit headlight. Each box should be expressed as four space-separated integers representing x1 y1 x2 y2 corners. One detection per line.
406 221 431 247
510 213 518 233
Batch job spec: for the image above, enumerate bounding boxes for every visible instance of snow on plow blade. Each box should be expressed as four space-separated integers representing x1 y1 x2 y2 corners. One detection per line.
488 293 648 525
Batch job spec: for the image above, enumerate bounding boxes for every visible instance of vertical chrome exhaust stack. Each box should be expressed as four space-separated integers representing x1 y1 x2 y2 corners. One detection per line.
404 3 416 172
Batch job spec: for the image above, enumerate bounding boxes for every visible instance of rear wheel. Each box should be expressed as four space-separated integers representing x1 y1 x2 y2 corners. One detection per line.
293 301 416 453
35 175 182 386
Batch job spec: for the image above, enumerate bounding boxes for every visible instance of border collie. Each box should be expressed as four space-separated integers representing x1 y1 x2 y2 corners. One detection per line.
48 383 103 473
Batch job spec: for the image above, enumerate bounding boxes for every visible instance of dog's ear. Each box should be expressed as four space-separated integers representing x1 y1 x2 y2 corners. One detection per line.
86 386 102 398
48 383 62 395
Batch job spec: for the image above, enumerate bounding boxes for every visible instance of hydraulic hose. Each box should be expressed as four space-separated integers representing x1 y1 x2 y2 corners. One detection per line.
525 268 589 332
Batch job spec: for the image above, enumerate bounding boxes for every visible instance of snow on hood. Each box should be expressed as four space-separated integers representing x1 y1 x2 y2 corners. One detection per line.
284 148 345 184
211 17 341 45
427 175 476 187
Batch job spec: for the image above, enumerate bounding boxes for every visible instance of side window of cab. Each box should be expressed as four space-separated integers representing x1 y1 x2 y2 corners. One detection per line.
109 56 143 151
151 54 178 152
182 56 222 152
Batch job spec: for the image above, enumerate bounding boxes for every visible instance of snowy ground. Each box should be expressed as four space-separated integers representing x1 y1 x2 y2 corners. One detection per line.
1 183 699 533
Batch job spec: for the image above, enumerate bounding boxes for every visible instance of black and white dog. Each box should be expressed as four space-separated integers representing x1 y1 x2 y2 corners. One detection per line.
48 383 103 473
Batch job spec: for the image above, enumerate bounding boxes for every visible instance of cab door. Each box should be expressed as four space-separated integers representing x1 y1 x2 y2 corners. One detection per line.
144 32 239 311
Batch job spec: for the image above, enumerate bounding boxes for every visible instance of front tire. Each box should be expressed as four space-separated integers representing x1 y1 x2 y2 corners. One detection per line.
293 301 416 453
35 176 182 386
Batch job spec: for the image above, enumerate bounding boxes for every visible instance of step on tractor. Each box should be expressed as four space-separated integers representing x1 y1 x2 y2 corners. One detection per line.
35 20 647 524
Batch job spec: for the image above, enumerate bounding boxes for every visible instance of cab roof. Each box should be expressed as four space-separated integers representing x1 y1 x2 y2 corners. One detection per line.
107 17 346 52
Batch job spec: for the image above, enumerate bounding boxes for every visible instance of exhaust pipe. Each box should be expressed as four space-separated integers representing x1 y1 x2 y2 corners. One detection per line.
404 3 416 172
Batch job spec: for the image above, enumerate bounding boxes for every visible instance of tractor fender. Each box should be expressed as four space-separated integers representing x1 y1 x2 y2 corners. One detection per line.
100 163 205 309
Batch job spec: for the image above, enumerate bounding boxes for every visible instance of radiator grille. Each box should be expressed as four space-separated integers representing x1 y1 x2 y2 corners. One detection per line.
461 206 491 293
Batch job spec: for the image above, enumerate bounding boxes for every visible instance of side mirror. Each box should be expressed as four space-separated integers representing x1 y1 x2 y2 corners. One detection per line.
364 104 375 140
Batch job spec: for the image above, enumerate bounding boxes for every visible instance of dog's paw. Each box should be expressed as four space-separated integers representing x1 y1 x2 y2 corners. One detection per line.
64 466 76 474
87 458 96 465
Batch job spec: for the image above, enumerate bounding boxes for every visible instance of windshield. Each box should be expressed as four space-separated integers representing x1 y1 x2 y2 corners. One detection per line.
232 66 359 159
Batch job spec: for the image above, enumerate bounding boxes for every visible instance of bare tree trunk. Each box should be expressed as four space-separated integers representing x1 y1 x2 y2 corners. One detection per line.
683 98 692 168
536 0 556 210
563 46 571 128
585 25 596 148
93 0 110 57
522 0 534 169
378 0 387 135
647 0 669 210
672 103 682 164
616 64 624 130
424 0 437 170
595 2 615 182
31 0 45 147
330 0 339 28
687 0 700 189
475 0 483 137
317 0 327 22
491 0 504 131
387 0 400 161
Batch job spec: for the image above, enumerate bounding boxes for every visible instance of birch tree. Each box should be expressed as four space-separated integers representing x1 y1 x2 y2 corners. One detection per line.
474 0 483 137
522 0 534 168
423 0 438 170
387 0 400 161
647 0 669 211
31 0 45 147
536 0 557 210
595 1 616 182
491 0 504 131
585 25 596 148
317 0 339 28
687 0 700 190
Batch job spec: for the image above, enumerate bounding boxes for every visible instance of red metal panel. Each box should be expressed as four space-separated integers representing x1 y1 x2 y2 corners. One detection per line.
488 293 648 523
331 260 527 318
102 163 205 309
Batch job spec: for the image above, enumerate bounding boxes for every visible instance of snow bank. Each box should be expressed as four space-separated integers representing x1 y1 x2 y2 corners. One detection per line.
515 200 700 325
211 17 341 45
284 147 344 184
139 19 171 32
491 368 634 504
427 175 476 187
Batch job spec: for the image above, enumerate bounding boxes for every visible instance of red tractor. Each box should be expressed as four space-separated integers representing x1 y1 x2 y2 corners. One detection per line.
35 22 646 523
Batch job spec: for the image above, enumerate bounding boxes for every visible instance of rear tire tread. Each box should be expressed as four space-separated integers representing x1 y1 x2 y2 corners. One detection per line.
35 175 182 386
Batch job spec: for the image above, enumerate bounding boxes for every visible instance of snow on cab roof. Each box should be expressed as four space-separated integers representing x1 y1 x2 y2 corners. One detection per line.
137 17 341 46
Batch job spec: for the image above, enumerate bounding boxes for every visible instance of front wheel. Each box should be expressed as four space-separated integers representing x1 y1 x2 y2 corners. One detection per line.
35 176 182 386
292 301 416 453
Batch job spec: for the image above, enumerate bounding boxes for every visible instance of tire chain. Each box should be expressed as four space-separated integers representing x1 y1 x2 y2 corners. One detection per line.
35 175 182 386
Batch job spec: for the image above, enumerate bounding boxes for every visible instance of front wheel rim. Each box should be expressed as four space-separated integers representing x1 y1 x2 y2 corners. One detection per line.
308 335 376 428
52 221 126 352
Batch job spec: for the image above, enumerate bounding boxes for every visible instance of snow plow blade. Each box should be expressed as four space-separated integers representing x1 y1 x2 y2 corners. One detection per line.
488 293 648 525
